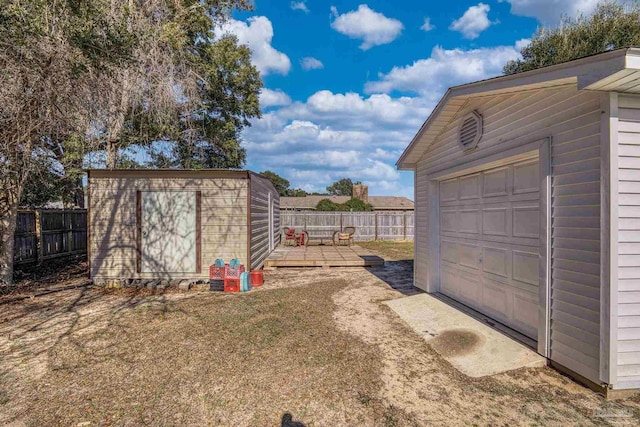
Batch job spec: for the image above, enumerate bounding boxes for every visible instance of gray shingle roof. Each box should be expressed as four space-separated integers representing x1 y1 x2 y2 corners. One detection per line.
280 195 414 210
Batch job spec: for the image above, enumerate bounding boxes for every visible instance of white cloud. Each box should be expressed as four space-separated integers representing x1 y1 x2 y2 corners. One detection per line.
450 3 494 39
260 89 292 108
499 0 633 24
296 90 431 127
242 87 428 195
420 17 435 31
365 43 521 96
300 57 324 70
219 16 291 76
291 1 309 13
515 38 531 51
330 4 404 50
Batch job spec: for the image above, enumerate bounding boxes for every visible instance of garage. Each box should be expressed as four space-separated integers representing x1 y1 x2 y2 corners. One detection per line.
397 48 640 393
438 159 540 339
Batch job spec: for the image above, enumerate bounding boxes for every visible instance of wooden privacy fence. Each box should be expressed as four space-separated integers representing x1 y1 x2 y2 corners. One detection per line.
14 209 88 264
280 211 414 241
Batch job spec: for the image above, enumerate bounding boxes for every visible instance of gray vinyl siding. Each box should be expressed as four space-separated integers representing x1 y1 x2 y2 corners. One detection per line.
615 95 640 389
249 174 280 270
414 162 430 292
414 85 602 383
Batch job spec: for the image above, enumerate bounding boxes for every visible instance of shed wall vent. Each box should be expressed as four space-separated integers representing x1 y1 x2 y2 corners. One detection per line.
459 111 483 151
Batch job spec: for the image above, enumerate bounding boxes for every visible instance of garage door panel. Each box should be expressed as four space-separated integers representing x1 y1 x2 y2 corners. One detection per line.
483 167 509 197
513 250 539 286
482 280 511 322
513 206 540 238
441 233 539 249
513 290 538 337
458 243 481 270
483 208 509 236
459 174 482 200
458 270 482 304
441 179 459 202
459 209 481 234
440 159 540 340
440 266 457 296
440 210 457 232
482 246 509 277
513 161 539 194
441 240 458 263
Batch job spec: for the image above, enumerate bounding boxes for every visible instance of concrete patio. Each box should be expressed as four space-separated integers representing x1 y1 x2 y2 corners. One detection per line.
264 244 385 268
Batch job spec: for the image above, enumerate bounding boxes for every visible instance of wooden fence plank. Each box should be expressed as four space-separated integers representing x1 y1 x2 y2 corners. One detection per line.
13 209 87 264
280 211 414 241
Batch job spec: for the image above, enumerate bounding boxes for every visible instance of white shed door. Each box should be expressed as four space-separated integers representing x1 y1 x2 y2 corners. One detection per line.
142 191 196 273
439 160 540 339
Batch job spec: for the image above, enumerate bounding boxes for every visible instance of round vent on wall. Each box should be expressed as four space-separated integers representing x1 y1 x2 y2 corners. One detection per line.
459 110 483 152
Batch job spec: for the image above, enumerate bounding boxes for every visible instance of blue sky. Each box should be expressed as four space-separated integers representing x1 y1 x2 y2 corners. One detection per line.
220 1 621 199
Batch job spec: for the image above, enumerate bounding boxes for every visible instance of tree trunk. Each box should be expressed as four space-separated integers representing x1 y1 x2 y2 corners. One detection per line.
106 138 119 169
74 179 85 208
0 197 19 285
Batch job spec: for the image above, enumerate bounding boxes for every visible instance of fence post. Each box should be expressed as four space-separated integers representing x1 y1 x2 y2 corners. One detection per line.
403 212 407 240
340 212 343 231
304 211 307 231
67 211 73 254
374 212 378 241
35 209 43 264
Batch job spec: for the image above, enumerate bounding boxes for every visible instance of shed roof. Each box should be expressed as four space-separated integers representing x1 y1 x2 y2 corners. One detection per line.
280 195 414 210
86 169 278 193
398 47 640 170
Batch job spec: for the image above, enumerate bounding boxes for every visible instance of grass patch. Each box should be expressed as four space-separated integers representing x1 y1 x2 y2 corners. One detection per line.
358 241 414 261
6 280 416 426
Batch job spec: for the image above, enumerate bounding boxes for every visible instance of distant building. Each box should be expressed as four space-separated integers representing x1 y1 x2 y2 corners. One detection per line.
280 184 414 212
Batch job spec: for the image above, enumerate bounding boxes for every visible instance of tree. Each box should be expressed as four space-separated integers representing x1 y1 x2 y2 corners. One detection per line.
316 199 339 211
326 178 361 196
19 158 64 209
146 34 262 170
0 0 137 283
97 1 257 169
341 198 373 212
504 2 640 75
315 198 372 212
286 188 308 197
260 170 290 196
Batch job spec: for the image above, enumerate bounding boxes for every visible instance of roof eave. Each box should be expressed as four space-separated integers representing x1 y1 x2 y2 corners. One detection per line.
397 48 637 170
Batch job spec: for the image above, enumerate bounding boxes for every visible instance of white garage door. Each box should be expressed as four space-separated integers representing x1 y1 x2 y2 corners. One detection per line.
439 159 540 339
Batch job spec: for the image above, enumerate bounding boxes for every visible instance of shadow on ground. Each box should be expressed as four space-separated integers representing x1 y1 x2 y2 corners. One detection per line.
281 412 306 427
367 260 422 296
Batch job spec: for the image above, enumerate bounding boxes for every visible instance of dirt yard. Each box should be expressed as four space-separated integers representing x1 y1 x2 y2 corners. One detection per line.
1 245 640 426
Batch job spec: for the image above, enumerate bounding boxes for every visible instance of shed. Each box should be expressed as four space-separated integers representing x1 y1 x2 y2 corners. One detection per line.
87 169 280 281
398 48 640 393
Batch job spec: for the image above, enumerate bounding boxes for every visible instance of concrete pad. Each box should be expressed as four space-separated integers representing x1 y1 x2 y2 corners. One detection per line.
385 293 545 378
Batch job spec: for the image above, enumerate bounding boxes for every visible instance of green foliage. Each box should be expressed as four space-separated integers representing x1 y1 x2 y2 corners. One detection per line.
19 159 63 208
144 34 262 169
258 171 308 196
286 188 308 197
315 198 373 212
260 170 290 196
316 199 339 211
341 198 373 212
326 178 361 196
504 2 640 74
